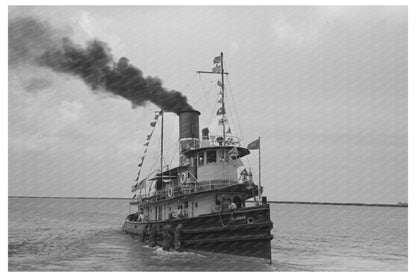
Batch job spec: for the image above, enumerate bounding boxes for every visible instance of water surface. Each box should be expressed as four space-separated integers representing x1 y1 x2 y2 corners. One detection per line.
8 198 407 271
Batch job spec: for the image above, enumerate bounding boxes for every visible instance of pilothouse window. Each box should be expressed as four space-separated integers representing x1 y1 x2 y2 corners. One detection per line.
206 151 217 164
218 150 228 162
198 153 204 166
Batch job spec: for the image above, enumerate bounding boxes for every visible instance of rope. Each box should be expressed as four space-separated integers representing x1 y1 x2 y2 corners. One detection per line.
198 74 214 114
219 209 235 227
198 74 218 127
226 75 251 169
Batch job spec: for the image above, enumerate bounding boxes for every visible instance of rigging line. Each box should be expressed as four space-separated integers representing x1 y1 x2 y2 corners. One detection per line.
180 72 199 94
225 75 246 146
224 90 237 134
226 75 251 169
198 74 221 130
133 114 160 176
147 150 161 176
198 74 214 115
168 140 179 166
221 60 235 135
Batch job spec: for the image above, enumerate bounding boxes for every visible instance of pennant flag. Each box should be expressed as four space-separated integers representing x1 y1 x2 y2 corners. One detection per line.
144 142 149 147
226 127 232 134
217 80 223 87
230 157 244 168
216 107 226 115
218 90 224 96
229 147 243 168
213 56 222 64
247 138 260 150
132 194 136 199
229 147 239 156
217 98 224 104
218 118 228 125
147 134 152 140
150 121 156 127
144 148 148 154
135 176 139 182
212 65 221 73
154 114 159 120
240 168 248 176
138 162 143 167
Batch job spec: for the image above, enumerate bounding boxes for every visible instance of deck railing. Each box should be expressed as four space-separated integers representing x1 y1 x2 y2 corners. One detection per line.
137 180 241 203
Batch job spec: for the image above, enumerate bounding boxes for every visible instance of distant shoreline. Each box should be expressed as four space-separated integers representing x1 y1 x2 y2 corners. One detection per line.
265 200 408 208
8 196 407 208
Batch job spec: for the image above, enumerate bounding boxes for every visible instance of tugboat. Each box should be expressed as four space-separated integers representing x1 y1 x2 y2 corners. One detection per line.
123 53 273 263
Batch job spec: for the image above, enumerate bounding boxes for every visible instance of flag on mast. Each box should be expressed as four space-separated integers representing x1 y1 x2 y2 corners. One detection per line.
216 107 226 115
212 65 221 73
247 138 260 149
213 56 222 64
218 117 228 125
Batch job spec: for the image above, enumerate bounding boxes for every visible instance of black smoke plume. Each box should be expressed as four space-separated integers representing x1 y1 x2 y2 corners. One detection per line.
9 17 192 114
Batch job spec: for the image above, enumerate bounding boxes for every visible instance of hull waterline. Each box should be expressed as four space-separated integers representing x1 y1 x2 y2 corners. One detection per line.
123 205 273 262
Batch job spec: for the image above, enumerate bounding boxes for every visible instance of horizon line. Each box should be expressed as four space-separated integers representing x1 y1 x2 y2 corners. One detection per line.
8 196 408 208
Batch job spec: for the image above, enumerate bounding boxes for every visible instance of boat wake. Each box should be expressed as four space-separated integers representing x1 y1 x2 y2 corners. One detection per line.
152 246 206 258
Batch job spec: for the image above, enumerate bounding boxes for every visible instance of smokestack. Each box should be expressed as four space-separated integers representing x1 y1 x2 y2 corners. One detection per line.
178 110 200 158
178 110 200 140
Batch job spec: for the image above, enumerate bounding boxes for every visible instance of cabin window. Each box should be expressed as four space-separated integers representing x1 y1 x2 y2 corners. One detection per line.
198 153 204 166
206 150 217 164
195 202 198 208
158 206 162 221
218 150 227 162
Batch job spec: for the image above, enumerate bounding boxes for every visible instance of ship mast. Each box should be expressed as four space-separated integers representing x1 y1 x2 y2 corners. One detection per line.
220 52 226 140
160 111 164 184
196 52 229 141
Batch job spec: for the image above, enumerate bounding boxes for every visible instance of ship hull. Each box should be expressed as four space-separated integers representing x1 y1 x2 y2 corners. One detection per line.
122 204 273 261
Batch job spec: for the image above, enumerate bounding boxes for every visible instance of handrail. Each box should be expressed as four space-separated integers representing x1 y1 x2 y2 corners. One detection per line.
202 134 241 147
136 180 244 204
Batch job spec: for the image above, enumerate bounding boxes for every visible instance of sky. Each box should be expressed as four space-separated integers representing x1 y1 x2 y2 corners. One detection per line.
8 6 407 204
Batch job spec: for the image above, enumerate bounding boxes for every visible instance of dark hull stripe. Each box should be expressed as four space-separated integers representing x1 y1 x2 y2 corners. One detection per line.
122 205 273 261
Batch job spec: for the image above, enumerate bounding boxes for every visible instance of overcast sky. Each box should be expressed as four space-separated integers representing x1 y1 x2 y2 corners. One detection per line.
8 6 407 204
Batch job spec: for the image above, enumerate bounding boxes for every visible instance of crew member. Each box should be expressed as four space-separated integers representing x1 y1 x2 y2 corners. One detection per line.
228 200 237 211
212 199 222 212
138 209 145 222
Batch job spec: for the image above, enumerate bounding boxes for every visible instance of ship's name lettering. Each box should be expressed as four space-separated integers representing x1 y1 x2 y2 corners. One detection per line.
231 216 246 221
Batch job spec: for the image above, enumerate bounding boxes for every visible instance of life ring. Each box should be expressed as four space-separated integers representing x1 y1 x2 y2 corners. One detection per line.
172 209 179 218
247 217 255 224
167 185 174 198
180 172 188 184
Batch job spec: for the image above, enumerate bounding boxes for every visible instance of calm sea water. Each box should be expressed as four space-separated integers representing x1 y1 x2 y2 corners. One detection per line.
8 198 407 271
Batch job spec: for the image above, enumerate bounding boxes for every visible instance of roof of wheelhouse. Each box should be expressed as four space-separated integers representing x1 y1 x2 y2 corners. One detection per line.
183 146 250 158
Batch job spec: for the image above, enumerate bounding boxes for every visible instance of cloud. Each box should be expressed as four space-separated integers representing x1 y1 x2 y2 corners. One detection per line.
24 77 53 92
